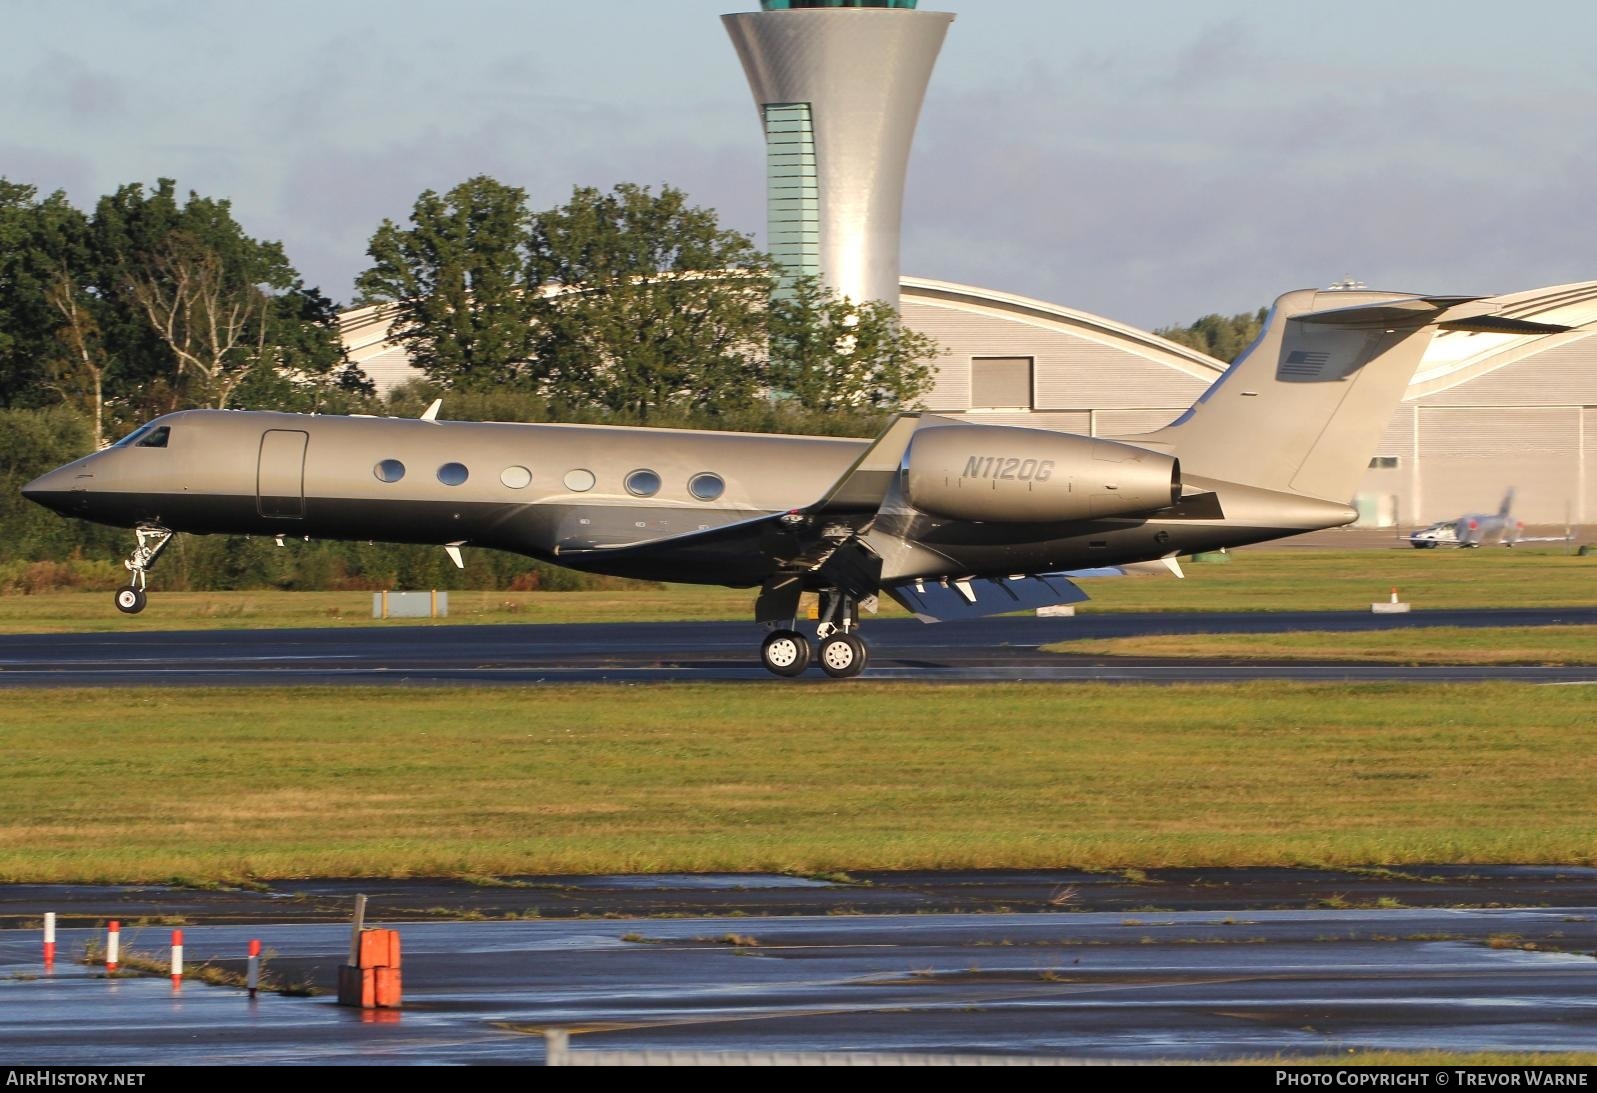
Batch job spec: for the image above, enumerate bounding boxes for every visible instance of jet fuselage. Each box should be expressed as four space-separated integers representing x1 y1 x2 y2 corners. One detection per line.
22 409 1353 588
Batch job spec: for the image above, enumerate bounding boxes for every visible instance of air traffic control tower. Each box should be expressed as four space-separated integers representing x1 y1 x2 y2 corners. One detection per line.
723 0 953 308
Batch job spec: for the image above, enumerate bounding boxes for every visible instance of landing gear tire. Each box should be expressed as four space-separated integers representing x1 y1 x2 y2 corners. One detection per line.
114 586 147 614
761 629 811 678
818 633 868 679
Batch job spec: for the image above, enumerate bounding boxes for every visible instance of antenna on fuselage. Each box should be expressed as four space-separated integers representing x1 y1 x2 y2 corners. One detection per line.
420 399 443 423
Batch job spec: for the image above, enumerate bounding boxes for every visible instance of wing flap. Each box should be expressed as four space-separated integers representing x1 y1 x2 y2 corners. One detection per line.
885 572 1088 623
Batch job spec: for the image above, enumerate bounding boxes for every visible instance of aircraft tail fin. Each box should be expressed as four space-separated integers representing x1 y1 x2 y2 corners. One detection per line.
1138 290 1572 502
1499 487 1516 517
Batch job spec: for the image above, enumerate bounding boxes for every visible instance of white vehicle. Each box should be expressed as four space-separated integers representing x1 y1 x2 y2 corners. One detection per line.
1408 521 1461 548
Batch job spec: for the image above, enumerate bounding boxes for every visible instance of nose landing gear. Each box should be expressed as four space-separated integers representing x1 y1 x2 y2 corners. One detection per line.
114 526 172 615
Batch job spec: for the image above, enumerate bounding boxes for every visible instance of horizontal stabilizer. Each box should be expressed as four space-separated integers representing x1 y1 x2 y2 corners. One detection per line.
1297 295 1485 327
1437 315 1574 336
885 572 1088 623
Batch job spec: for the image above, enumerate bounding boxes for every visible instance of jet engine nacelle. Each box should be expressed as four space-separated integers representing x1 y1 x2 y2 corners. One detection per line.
903 424 1180 523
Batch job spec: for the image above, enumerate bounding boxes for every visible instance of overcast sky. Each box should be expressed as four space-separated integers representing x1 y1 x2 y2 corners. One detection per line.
4 0 1593 327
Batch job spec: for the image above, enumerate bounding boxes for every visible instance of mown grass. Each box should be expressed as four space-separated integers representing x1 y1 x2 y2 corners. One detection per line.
1084 545 1594 613
1046 625 1597 665
2 683 1594 883
0 586 767 634
0 547 1590 633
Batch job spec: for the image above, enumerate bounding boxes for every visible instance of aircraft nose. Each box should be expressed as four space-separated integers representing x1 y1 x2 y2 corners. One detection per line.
21 465 87 515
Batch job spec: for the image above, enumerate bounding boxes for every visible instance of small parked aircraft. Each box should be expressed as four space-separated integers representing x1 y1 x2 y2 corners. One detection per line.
1406 488 1574 548
23 287 1570 677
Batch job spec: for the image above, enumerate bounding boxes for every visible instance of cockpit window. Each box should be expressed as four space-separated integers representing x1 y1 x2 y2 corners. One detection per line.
112 425 152 448
135 426 170 449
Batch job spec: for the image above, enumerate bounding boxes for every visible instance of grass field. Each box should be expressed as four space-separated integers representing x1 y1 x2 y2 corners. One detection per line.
0 547 1591 633
1046 625 1597 665
3 682 1594 883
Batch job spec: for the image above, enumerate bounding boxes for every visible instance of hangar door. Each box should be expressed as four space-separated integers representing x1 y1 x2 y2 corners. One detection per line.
257 429 308 519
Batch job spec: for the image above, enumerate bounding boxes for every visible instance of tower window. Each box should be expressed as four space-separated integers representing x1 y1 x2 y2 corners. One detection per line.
763 103 819 297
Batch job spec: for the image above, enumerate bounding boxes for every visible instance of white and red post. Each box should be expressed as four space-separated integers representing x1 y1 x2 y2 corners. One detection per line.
105 920 120 973
43 912 55 968
171 929 183 988
247 939 261 999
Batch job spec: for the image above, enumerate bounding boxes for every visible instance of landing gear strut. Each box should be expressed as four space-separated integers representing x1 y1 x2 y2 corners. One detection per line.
114 526 172 615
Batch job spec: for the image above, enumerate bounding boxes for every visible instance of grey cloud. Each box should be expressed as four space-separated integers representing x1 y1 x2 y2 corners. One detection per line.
905 33 1596 327
24 52 128 122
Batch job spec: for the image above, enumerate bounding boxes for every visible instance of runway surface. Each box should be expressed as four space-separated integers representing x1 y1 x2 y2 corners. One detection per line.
4 868 1597 1065
1 607 1594 686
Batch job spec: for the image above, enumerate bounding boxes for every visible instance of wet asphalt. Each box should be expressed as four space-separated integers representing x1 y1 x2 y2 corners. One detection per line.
3 868 1597 1064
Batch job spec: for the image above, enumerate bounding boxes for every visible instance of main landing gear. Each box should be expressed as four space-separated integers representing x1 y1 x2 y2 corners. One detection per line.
114 526 172 615
758 589 871 680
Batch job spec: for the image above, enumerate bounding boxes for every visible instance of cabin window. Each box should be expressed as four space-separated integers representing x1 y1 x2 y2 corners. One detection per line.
1368 456 1400 469
688 472 725 502
374 459 406 483
135 426 170 449
500 466 532 489
437 462 469 486
563 468 596 493
625 469 661 497
970 357 1034 410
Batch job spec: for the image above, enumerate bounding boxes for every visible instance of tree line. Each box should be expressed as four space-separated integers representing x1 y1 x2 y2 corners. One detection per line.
1154 307 1267 363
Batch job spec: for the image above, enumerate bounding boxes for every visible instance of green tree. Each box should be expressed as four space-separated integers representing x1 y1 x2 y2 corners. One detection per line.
527 183 773 421
0 180 94 413
767 276 941 412
1154 307 1268 363
356 175 537 389
0 406 120 561
92 180 352 414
